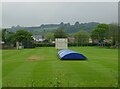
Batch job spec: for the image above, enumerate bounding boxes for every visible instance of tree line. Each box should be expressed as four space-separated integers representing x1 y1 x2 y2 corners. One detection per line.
1 23 120 48
45 23 119 47
2 30 34 48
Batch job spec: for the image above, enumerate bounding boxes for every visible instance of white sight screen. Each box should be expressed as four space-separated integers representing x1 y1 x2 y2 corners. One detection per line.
55 38 68 49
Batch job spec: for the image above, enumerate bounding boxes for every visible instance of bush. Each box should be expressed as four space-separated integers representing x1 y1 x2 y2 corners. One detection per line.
68 43 98 46
2 44 15 49
35 42 112 47
35 43 55 47
23 42 35 48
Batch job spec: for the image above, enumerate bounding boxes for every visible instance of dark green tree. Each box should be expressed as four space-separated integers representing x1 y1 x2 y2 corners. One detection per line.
2 29 15 46
109 23 119 45
54 29 67 38
74 30 90 46
0 29 1 39
2 29 7 42
45 33 54 43
5 32 16 46
15 30 32 42
91 24 109 43
14 30 33 48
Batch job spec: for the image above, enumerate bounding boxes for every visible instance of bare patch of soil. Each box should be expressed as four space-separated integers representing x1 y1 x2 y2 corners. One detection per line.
27 55 42 61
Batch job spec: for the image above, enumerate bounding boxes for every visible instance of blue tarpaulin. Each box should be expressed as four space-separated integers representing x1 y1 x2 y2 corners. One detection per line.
58 49 87 60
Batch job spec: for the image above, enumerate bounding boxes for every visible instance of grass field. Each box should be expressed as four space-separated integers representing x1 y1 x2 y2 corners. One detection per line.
2 47 118 87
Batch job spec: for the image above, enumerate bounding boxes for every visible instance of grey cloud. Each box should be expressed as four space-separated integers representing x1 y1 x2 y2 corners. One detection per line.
2 2 118 27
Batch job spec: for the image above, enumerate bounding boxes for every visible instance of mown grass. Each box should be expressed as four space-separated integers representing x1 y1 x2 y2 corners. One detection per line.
2 47 118 87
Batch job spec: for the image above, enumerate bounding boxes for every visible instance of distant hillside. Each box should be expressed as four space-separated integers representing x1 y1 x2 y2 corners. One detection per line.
6 22 99 36
58 22 99 34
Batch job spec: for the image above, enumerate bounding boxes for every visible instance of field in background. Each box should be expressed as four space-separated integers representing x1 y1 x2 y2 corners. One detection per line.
2 47 118 87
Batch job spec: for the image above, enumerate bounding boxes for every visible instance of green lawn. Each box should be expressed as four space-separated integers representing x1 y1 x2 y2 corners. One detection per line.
2 47 118 87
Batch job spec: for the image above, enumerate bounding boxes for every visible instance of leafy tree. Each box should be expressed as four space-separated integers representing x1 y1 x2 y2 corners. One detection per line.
54 29 67 38
5 32 16 46
91 24 109 43
2 29 15 46
2 29 7 42
14 30 33 48
0 29 1 39
74 21 80 27
109 23 119 45
45 33 54 43
74 30 90 45
119 25 120 45
15 30 33 42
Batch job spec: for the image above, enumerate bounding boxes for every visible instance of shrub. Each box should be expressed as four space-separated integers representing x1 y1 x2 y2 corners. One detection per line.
35 43 55 47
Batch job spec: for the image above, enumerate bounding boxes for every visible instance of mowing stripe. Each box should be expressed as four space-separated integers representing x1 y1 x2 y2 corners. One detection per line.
3 61 38 87
2 61 24 77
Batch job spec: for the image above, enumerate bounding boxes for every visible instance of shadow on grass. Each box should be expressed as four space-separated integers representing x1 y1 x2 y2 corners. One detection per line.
60 58 88 61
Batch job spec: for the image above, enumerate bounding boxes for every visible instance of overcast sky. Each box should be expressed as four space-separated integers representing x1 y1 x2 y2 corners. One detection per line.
2 2 118 28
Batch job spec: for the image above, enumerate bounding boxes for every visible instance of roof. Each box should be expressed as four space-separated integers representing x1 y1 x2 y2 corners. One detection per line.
33 35 43 39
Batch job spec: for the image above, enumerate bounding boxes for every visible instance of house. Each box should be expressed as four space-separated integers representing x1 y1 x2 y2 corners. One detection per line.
68 36 75 43
92 39 99 44
32 35 45 42
0 41 5 44
89 38 93 43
